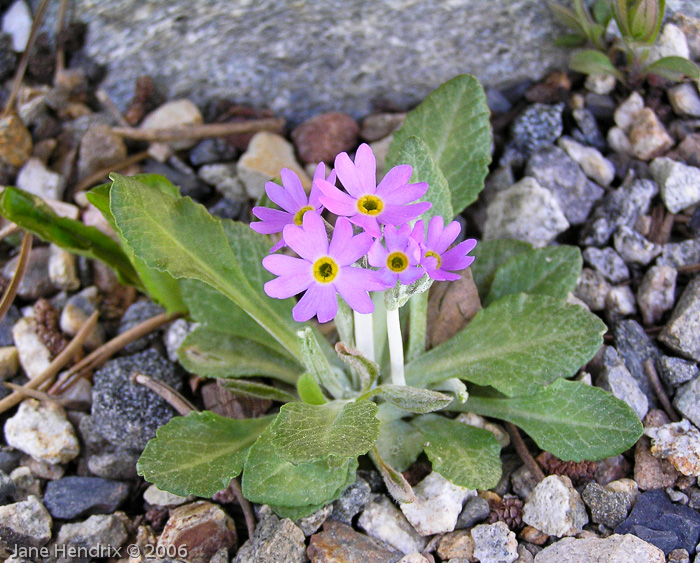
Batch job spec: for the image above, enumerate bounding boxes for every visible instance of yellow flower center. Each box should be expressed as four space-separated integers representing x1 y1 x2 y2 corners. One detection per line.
357 195 384 216
313 256 339 283
387 252 409 273
425 250 441 268
293 205 314 226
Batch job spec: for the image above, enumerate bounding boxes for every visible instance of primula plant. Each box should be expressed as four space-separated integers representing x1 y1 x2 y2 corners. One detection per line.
550 0 700 85
0 75 643 517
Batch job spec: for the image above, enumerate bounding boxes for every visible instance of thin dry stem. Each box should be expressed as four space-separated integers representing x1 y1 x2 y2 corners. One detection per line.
0 232 32 324
49 312 182 394
131 372 197 416
2 0 51 118
54 0 70 76
110 118 285 142
74 150 149 192
229 478 256 538
96 89 130 128
644 358 680 422
0 223 20 240
505 422 546 483
0 310 98 414
3 381 89 410
678 262 700 274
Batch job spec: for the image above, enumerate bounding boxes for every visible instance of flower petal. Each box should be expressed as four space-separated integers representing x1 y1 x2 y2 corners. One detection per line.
436 220 462 253
283 212 329 261
266 182 298 213
264 269 313 299
376 164 413 194
349 214 381 237
377 268 398 287
262 253 309 276
334 152 364 197
354 143 377 195
426 215 445 248
440 239 478 270
427 268 461 282
398 267 425 285
411 219 426 247
329 218 374 265
380 202 432 225
250 207 292 234
368 239 389 268
280 168 308 208
335 267 377 313
293 283 338 323
317 179 358 216
379 181 429 206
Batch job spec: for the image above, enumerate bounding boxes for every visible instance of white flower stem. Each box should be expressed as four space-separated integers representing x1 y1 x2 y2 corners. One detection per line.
354 311 375 362
386 307 405 386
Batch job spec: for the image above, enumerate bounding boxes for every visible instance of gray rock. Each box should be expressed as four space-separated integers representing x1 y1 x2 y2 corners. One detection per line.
142 484 193 508
3 247 56 300
524 145 604 225
53 514 127 563
585 73 616 95
456 495 490 529
629 109 674 161
533 534 665 562
163 319 195 364
483 177 569 247
637 265 677 326
659 356 699 388
359 496 427 554
645 420 700 478
597 347 649 420
117 300 166 354
582 482 633 529
522 475 588 537
0 470 16 504
16 157 66 200
651 157 700 214
613 226 662 266
77 124 128 182
674 378 700 429
574 268 611 311
233 512 305 563
0 305 20 347
360 112 406 142
606 286 638 319
189 138 237 166
471 522 518 563
613 320 660 409
0 33 16 83
8 466 40 502
198 163 245 200
572 107 606 151
48 245 80 291
648 22 690 63
511 103 564 156
331 476 371 525
2 1 31 52
668 83 700 117
583 247 630 284
557 136 614 187
58 0 575 123
87 451 139 480
0 496 52 552
0 449 22 474
140 158 213 202
208 197 246 221
660 277 700 362
140 99 203 150
296 504 333 537
90 349 182 451
657 239 700 268
511 464 539 500
43 476 130 520
11 317 51 379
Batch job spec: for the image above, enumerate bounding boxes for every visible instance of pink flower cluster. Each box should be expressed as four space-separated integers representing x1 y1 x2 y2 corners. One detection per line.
251 143 477 323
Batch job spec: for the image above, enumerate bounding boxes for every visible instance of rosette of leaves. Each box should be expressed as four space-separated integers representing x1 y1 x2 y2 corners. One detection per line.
550 0 699 85
0 75 643 518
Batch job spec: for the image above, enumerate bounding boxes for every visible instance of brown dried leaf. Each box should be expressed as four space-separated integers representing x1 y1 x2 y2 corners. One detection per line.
426 267 481 348
201 380 272 420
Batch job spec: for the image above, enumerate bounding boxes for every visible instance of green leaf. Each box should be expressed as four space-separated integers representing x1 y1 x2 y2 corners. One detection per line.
645 56 700 82
412 414 501 490
387 75 491 214
297 372 327 405
369 445 416 503
0 186 141 288
335 342 380 392
219 379 297 403
298 326 348 400
269 400 380 464
549 2 587 35
458 379 644 461
374 420 424 472
178 326 301 385
470 239 533 299
570 50 623 80
485 246 582 306
555 34 589 48
405 293 607 397
592 0 613 26
393 136 454 221
86 182 186 313
109 173 300 357
137 412 272 497
242 426 359 510
364 385 452 414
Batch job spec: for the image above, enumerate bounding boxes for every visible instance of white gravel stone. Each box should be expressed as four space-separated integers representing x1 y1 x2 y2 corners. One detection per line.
607 126 633 156
637 265 677 325
142 484 194 507
4 399 79 465
48 244 80 291
533 533 664 562
613 226 662 266
400 471 475 536
522 475 588 537
483 177 569 248
674 377 700 429
198 162 246 200
0 346 19 380
163 319 196 363
614 92 644 134
645 419 700 477
660 276 700 362
606 285 637 318
628 109 674 161
237 131 311 199
471 521 518 563
0 495 52 551
55 514 128 554
140 99 203 150
358 495 427 555
596 347 648 420
650 157 700 214
397 554 430 563
455 412 510 447
12 317 51 379
1 0 31 52
584 73 616 95
668 83 700 117
16 157 66 201
557 136 614 187
574 268 611 311
648 23 690 63
583 247 630 284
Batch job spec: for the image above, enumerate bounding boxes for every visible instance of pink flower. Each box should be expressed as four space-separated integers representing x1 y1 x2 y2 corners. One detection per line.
412 216 477 281
250 164 335 252
315 143 432 237
368 224 424 287
262 212 382 323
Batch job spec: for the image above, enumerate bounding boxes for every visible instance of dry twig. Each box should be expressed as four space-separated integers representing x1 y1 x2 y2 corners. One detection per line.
54 0 70 76
0 232 32 324
74 150 149 192
505 422 546 482
644 358 680 422
3 381 89 410
229 478 257 538
131 372 197 416
111 119 285 142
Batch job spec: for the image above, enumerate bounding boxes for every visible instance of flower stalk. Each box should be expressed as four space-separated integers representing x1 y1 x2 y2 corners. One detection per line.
386 307 406 386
